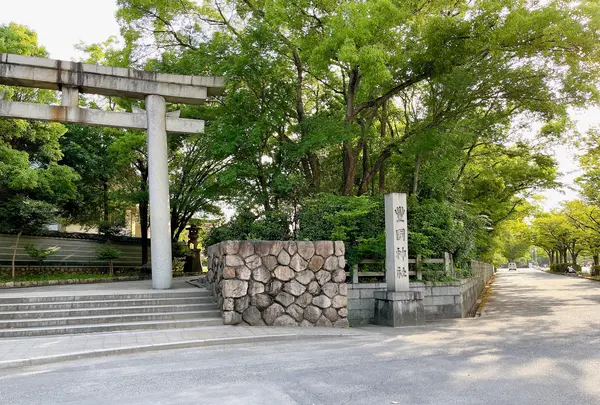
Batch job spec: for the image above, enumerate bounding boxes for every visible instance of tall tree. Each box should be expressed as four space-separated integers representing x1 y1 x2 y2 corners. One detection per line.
0 23 79 277
59 125 122 227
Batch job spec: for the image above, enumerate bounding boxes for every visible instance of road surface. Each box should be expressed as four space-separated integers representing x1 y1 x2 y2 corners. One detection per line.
2 268 600 405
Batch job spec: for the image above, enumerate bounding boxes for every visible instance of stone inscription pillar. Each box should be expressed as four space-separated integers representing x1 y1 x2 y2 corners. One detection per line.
374 192 425 327
385 193 409 292
146 94 173 289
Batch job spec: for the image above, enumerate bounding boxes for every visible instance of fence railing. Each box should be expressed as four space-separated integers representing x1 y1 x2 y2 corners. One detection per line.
346 253 454 283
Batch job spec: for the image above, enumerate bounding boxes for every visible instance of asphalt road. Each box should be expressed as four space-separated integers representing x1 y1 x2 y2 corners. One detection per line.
2 268 600 405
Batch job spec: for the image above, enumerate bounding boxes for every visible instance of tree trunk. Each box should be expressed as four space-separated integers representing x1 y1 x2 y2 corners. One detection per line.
307 153 321 192
102 179 109 222
11 230 22 280
378 161 385 193
139 201 149 266
357 146 393 196
342 143 356 195
139 161 149 266
257 161 271 212
412 152 423 196
292 51 321 192
594 254 599 266
378 105 387 194
108 259 114 277
342 68 359 196
548 250 554 266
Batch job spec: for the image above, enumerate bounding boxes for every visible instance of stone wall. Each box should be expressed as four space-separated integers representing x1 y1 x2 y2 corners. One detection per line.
207 241 349 327
347 260 495 325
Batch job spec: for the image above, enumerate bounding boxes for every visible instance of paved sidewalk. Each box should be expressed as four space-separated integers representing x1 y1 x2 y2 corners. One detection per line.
0 276 199 296
0 325 364 369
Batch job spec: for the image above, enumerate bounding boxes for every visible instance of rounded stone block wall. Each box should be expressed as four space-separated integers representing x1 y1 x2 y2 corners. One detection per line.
207 241 349 327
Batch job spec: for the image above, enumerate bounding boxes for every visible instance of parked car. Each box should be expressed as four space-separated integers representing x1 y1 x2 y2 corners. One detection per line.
508 262 517 271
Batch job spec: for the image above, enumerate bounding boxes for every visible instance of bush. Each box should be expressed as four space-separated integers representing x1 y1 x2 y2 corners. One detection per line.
550 263 581 273
95 245 121 276
297 194 384 267
591 266 600 277
23 244 60 264
98 220 126 237
204 209 292 250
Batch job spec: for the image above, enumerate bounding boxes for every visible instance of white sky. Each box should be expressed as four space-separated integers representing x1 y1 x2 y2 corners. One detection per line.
2 0 600 211
1 0 120 61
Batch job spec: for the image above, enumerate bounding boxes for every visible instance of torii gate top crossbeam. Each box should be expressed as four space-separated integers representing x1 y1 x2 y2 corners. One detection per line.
0 53 225 105
0 53 225 134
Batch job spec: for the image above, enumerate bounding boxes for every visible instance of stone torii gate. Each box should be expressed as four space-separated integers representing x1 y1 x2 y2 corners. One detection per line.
0 53 225 289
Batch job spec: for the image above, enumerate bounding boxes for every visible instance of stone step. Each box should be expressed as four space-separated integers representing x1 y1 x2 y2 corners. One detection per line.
0 310 222 329
0 303 217 319
0 291 210 304
0 297 214 311
0 318 224 338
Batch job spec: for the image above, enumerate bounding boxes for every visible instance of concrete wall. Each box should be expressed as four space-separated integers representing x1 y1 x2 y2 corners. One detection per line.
207 240 349 327
347 260 495 325
0 234 146 267
347 283 386 326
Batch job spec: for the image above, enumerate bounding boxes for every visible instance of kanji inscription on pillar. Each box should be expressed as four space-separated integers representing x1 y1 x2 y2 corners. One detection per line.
385 193 409 292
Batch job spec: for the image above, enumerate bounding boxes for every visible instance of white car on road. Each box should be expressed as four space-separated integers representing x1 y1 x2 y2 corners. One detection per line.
508 262 517 271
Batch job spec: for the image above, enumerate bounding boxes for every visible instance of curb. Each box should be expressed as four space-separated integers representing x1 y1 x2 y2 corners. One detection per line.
545 271 600 282
0 273 204 289
0 276 145 289
468 273 496 318
0 332 358 370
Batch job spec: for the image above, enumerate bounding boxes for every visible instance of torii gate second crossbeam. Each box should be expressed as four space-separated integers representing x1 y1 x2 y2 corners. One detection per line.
0 53 225 289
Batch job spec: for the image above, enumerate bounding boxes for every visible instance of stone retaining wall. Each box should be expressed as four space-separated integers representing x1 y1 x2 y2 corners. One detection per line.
207 241 349 327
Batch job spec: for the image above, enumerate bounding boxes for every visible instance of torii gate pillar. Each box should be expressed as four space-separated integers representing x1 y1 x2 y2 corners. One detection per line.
146 95 171 289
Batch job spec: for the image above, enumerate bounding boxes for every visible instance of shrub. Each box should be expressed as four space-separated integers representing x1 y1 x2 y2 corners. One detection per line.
98 220 126 237
297 194 383 267
591 266 600 277
204 209 292 250
95 245 121 276
550 263 581 273
23 244 60 264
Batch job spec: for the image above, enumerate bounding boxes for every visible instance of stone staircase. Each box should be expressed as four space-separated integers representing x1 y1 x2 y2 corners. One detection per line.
0 290 223 338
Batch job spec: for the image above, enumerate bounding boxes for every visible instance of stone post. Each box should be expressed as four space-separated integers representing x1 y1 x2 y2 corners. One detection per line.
444 252 452 277
385 192 409 292
374 193 425 327
146 94 172 289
